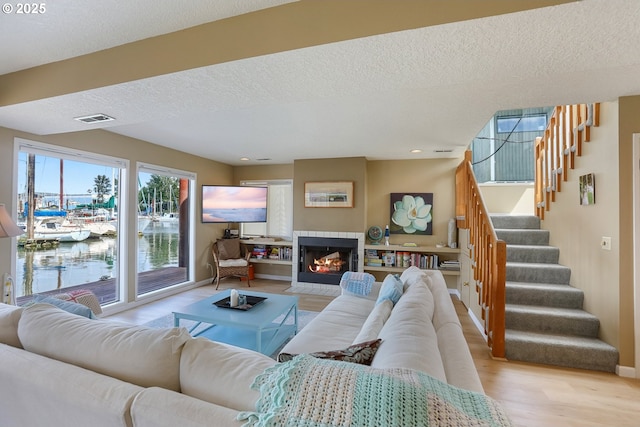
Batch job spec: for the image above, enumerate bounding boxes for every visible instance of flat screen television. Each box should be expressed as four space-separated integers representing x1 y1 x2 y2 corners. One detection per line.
201 185 268 223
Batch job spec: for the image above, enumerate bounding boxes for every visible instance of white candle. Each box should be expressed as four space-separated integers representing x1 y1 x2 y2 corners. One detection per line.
230 289 239 307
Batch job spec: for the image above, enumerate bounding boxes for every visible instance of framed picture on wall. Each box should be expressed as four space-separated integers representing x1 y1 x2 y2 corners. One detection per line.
390 193 433 235
304 181 354 208
579 173 595 205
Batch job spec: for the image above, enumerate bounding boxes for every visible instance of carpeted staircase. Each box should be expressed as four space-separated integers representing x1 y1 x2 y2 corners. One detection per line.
491 214 619 372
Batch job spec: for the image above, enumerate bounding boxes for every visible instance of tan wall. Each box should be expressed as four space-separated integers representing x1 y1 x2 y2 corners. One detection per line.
539 102 623 359
0 126 234 303
293 157 367 232
367 157 462 289
366 158 462 246
233 164 293 183
480 183 535 215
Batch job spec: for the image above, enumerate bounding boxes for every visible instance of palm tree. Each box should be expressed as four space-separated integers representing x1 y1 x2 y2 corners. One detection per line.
93 175 111 203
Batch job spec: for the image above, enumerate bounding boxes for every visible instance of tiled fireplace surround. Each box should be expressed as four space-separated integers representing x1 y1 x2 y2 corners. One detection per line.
289 230 365 295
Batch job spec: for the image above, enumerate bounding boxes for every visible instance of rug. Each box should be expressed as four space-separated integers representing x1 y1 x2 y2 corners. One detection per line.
143 309 318 358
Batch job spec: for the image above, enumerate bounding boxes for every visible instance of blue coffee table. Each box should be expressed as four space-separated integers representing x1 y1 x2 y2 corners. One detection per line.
173 290 298 356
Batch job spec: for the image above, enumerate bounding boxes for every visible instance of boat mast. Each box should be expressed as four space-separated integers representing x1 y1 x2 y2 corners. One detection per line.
27 154 35 239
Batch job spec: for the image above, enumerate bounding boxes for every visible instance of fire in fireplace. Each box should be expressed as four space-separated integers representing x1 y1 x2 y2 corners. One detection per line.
298 236 358 285
308 251 346 273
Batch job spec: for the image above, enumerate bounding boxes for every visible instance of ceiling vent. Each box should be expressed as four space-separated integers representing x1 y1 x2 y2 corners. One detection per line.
433 149 454 153
74 114 115 124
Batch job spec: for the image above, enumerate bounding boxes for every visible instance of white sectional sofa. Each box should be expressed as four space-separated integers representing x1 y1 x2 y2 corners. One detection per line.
0 267 492 427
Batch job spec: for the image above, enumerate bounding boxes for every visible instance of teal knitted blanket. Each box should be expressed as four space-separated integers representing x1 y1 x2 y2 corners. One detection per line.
238 355 512 427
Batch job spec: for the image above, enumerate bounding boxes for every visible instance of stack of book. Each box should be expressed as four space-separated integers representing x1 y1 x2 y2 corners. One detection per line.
251 245 267 259
439 260 461 271
365 249 383 267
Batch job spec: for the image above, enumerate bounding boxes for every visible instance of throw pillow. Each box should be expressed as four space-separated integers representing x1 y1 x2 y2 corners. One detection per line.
54 289 103 315
339 271 375 297
278 338 382 365
217 239 241 260
375 274 404 306
32 294 96 318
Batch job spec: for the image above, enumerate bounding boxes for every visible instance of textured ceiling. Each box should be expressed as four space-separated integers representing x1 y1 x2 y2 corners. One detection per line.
1 0 640 165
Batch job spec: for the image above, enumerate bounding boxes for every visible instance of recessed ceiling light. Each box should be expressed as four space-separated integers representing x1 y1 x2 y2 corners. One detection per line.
410 149 422 154
74 113 115 123
240 157 250 161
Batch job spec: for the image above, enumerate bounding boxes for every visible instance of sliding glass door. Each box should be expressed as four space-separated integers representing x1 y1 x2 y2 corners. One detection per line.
136 163 194 297
15 139 125 306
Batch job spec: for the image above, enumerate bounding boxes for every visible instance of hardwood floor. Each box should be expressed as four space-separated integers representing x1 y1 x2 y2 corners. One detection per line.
106 278 640 427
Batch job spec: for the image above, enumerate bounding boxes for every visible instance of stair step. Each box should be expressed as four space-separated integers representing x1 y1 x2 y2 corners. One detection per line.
490 214 540 230
506 245 559 264
506 262 571 284
506 281 584 309
505 330 618 373
496 229 550 246
506 304 600 337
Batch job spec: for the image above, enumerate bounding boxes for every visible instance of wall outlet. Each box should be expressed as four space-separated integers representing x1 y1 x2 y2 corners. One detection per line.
601 236 612 251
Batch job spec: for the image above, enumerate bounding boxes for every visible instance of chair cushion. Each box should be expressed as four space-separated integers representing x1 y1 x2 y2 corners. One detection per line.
219 259 249 268
217 239 241 260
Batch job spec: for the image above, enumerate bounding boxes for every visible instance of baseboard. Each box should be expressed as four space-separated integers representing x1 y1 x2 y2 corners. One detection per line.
254 274 292 281
101 278 207 316
448 288 461 299
468 307 488 342
616 365 636 378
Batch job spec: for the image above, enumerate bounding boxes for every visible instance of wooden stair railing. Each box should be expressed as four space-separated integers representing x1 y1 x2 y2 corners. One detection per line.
456 151 507 358
535 103 600 219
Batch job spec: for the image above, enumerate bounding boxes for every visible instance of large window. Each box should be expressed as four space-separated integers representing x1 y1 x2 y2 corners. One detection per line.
472 108 551 183
240 180 293 240
136 163 195 297
15 139 126 306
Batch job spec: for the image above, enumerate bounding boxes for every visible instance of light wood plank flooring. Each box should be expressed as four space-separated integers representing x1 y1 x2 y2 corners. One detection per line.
106 278 640 427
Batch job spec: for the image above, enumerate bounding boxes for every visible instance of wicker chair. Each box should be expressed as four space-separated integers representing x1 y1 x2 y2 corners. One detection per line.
210 239 251 289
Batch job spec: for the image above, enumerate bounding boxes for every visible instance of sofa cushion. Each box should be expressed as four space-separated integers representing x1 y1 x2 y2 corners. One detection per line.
217 239 241 260
0 303 22 348
352 299 393 344
18 303 190 392
0 344 143 427
278 338 382 365
33 294 96 318
371 276 448 382
279 295 375 356
339 271 375 297
375 274 403 305
180 338 275 412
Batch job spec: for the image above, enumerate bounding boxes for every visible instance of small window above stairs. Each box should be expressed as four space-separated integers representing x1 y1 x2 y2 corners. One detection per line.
491 214 619 373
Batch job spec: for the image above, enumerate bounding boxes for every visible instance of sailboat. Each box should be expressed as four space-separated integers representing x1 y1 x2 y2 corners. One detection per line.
32 217 90 242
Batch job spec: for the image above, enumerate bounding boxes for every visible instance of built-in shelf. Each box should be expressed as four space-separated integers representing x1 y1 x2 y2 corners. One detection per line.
363 244 460 276
240 240 293 266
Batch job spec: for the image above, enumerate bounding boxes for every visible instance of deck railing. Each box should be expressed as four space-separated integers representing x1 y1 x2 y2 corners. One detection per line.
456 151 506 358
535 103 600 219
